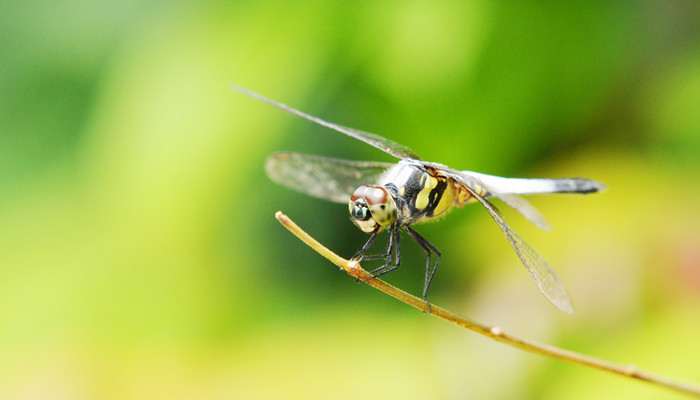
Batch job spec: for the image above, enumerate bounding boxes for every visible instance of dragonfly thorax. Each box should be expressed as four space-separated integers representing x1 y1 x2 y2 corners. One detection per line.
349 185 397 234
379 160 458 225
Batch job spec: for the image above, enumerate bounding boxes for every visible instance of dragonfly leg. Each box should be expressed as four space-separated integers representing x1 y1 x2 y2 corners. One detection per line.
403 226 441 313
366 224 401 278
351 232 380 261
354 224 402 284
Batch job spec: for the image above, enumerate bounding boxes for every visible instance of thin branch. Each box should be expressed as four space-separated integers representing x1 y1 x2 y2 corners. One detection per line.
275 211 700 398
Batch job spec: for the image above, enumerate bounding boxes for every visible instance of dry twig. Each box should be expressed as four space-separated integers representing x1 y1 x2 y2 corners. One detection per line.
275 211 700 398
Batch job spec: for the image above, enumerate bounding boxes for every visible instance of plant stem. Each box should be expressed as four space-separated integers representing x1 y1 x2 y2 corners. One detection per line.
275 211 700 398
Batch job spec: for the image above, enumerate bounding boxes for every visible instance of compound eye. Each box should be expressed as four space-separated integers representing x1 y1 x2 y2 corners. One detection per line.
350 185 371 202
364 187 389 206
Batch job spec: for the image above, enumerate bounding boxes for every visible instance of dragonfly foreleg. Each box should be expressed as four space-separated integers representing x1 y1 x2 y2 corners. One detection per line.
403 225 441 312
352 232 380 262
366 224 401 278
352 224 402 284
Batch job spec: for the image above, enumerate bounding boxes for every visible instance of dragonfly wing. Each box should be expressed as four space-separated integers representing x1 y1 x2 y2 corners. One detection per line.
491 192 551 230
458 170 606 231
457 179 574 313
454 171 551 231
232 85 421 160
265 152 394 203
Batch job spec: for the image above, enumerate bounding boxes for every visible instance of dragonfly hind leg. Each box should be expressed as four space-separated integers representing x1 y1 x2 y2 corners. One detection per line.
403 226 441 313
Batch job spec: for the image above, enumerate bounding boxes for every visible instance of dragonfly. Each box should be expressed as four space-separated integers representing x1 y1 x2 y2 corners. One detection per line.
233 85 605 313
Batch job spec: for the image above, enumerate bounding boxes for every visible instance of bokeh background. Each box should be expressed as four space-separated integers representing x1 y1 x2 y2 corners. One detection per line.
1 1 699 399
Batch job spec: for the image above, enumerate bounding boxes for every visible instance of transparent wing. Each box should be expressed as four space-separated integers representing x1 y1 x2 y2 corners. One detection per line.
454 176 574 313
492 192 552 231
422 161 552 231
265 152 394 203
459 171 552 231
459 170 606 230
232 85 421 160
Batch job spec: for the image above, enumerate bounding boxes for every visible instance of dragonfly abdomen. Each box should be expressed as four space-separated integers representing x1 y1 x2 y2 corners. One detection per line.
462 171 606 195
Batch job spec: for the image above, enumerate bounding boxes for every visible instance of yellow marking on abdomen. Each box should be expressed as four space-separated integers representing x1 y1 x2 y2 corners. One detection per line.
454 181 488 206
455 188 474 205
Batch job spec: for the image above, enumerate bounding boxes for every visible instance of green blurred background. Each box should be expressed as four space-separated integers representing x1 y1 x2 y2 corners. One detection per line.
1 1 699 399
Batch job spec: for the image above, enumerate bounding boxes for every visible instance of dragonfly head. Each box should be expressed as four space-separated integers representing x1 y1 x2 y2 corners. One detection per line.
349 185 397 234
